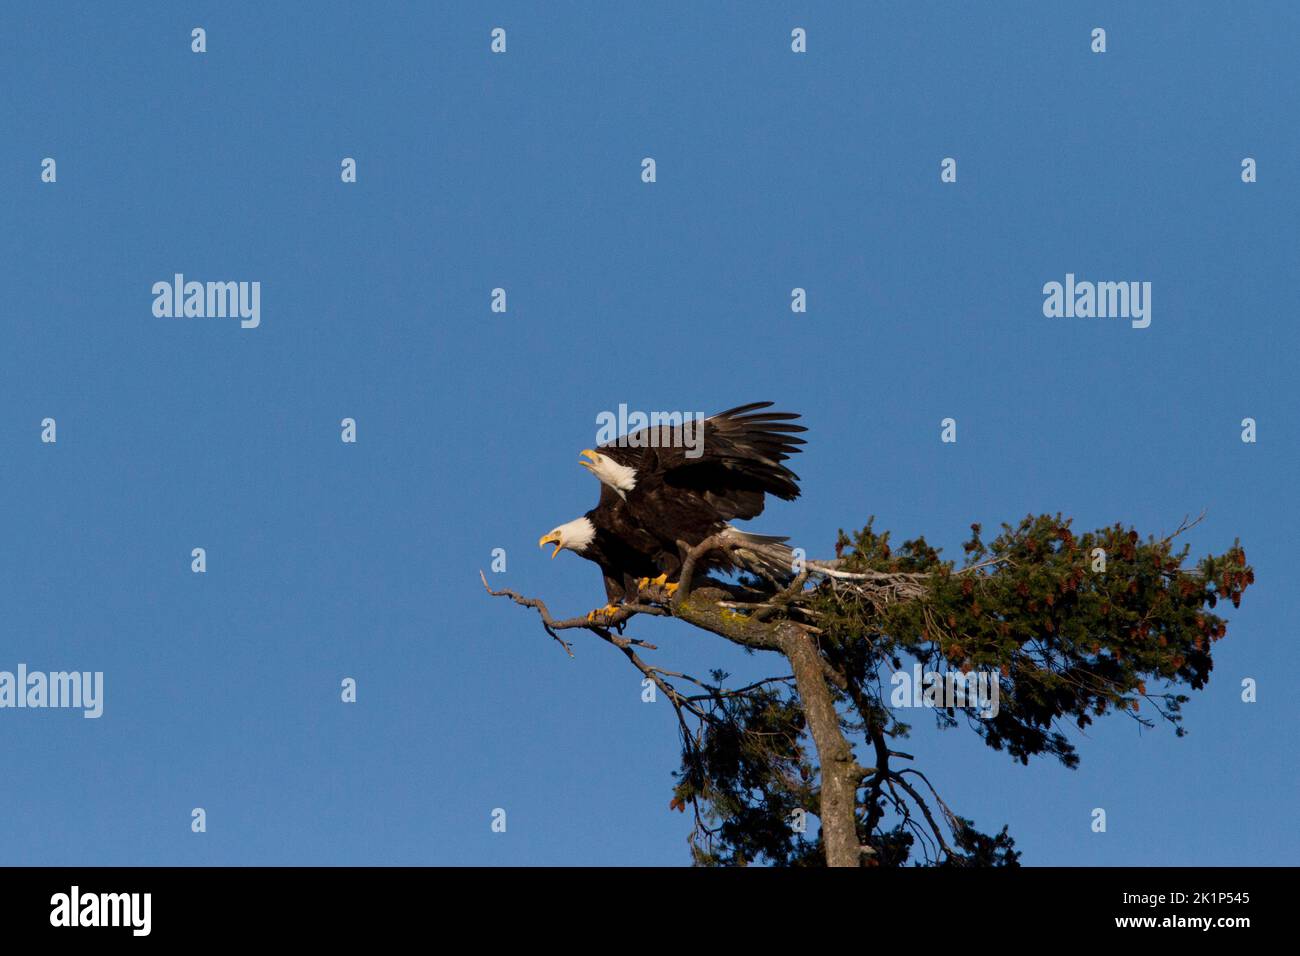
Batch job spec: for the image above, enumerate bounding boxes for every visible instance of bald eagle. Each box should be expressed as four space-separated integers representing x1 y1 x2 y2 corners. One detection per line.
539 403 805 620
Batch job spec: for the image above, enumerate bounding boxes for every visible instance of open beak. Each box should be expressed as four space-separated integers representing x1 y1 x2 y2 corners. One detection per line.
538 532 562 559
578 449 599 471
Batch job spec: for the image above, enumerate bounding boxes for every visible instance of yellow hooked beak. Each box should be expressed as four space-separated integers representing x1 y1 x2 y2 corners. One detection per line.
578 449 599 471
539 532 563 558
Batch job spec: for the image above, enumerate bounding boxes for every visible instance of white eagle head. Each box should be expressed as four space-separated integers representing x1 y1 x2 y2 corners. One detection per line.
539 516 596 558
578 449 637 495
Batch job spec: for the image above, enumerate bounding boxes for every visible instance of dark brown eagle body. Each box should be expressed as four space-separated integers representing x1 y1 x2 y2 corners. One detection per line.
580 487 666 604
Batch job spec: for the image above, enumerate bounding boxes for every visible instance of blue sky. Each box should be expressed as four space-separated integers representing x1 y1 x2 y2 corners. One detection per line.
1 1 1295 866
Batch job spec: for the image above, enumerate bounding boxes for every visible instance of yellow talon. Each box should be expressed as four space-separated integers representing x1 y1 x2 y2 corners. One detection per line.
651 573 668 586
664 582 679 595
636 577 651 589
587 604 620 624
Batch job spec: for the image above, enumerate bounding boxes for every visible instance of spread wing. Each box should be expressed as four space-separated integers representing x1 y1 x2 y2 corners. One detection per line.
601 402 806 521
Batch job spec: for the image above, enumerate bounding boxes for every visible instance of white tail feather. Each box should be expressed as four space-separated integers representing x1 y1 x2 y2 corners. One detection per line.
720 527 796 582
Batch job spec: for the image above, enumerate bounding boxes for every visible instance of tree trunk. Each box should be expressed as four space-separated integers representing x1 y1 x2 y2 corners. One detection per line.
780 626 861 867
